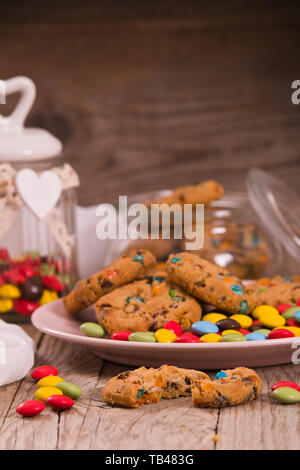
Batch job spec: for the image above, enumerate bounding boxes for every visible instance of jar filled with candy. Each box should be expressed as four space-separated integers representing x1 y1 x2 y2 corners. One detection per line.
0 76 79 322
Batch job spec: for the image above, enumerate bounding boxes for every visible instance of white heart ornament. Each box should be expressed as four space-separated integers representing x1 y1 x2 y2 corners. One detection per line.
16 169 62 220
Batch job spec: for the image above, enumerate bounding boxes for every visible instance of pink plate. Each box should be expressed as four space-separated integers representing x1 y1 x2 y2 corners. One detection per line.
31 299 300 370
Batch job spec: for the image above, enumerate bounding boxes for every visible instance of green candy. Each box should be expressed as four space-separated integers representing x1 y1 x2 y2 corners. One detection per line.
80 322 105 338
282 306 300 320
254 328 271 337
221 333 247 342
272 387 300 404
57 381 82 399
129 332 156 343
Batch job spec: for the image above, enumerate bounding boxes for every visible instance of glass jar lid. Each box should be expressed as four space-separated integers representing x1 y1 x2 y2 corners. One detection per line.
247 168 300 261
0 76 62 162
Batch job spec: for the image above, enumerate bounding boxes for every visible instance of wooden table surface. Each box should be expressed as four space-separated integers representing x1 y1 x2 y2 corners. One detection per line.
0 324 299 450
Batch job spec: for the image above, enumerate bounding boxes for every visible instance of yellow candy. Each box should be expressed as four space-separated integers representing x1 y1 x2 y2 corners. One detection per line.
202 313 227 324
0 284 21 299
155 328 177 343
221 329 243 337
39 290 59 306
273 326 300 337
230 314 253 329
259 313 285 329
152 285 163 296
200 333 221 343
252 305 279 319
37 376 64 388
0 298 13 313
34 386 63 403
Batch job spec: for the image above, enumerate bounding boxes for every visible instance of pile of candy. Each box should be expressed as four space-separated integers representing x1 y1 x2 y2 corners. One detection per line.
271 380 300 404
80 302 300 343
16 365 82 417
0 248 70 319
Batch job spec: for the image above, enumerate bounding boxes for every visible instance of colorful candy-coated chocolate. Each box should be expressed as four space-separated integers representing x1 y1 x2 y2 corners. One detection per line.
46 394 74 410
294 311 300 323
216 318 240 332
175 332 200 343
34 386 63 402
13 299 39 315
230 314 252 329
254 328 271 336
259 312 285 329
271 381 300 392
268 329 295 339
16 400 46 417
287 319 300 327
129 331 156 342
42 275 63 292
252 305 279 319
216 371 227 380
56 381 82 399
37 375 64 388
31 365 58 381
281 306 300 320
164 320 183 336
39 289 59 305
20 277 44 301
80 322 105 338
276 303 293 314
221 329 243 337
0 284 21 299
18 266 36 278
0 298 13 312
220 333 247 342
111 330 132 341
246 332 267 341
200 333 221 343
278 326 300 337
238 328 250 336
4 269 26 285
202 313 227 324
191 321 219 336
155 328 177 343
272 387 300 404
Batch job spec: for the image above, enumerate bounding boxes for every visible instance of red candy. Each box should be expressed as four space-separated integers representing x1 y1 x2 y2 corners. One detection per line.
0 275 4 286
104 269 118 279
46 394 74 411
4 269 26 285
276 303 293 314
271 380 300 392
18 266 36 278
42 275 63 292
14 299 39 316
0 248 9 261
16 400 45 417
238 328 250 336
268 329 295 339
111 330 132 341
297 299 300 307
31 365 58 381
164 320 183 337
175 332 200 343
287 319 300 327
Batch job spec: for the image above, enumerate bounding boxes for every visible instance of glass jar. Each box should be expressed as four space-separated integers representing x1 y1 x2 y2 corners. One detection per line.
0 77 78 322
103 189 283 279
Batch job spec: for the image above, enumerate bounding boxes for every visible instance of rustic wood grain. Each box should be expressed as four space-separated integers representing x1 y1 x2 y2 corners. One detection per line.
1 1 299 205
0 324 300 449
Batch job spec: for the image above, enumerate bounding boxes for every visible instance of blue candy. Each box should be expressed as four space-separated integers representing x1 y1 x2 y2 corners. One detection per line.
246 332 267 341
216 371 227 380
294 311 300 323
191 320 219 336
170 257 181 264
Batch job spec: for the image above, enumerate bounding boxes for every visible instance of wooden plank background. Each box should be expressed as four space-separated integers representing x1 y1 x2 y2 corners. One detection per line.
1 0 300 206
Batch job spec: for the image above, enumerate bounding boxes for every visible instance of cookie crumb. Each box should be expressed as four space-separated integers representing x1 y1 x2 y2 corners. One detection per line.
180 423 185 427
212 434 219 442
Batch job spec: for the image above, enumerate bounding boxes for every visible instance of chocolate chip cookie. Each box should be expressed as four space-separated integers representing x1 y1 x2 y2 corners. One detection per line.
165 252 256 315
102 365 209 408
95 273 202 335
192 367 262 408
246 276 300 307
64 249 156 315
